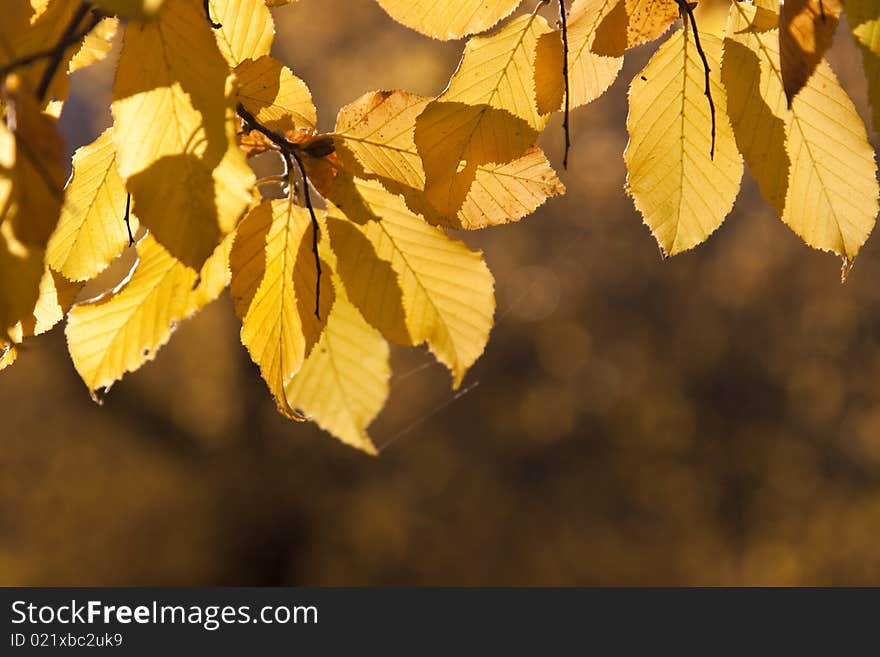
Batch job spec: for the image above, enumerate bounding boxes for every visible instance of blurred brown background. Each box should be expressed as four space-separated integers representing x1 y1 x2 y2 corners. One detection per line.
3 0 880 585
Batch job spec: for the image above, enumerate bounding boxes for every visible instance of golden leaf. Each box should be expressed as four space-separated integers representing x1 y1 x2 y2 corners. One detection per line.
234 56 317 132
229 200 333 418
286 275 389 455
208 0 275 67
69 17 118 74
327 179 494 387
374 0 523 40
625 29 743 255
847 0 880 132
1 79 66 248
623 0 679 48
724 1 878 260
112 0 254 269
65 233 231 395
536 0 625 114
779 0 842 105
46 128 137 282
334 90 563 229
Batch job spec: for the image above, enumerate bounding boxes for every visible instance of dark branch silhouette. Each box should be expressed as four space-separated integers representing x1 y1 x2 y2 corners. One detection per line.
291 151 323 321
558 0 571 169
0 2 103 102
676 0 716 159
236 103 323 320
123 193 134 246
204 0 222 29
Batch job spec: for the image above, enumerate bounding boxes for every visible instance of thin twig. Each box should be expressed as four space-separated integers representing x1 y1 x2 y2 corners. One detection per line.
123 193 134 246
676 0 715 159
236 103 323 320
37 3 99 102
0 2 103 102
292 151 323 321
558 0 571 169
203 0 222 29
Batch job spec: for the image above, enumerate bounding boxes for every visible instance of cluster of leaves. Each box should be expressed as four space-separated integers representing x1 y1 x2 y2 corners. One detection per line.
1 0 878 453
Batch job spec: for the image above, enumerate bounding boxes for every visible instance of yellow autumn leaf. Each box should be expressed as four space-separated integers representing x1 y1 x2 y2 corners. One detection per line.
327 179 494 387
334 90 428 192
93 0 164 19
779 0 842 106
375 0 523 40
1 78 66 248
537 0 625 114
623 0 679 48
455 147 565 229
66 235 196 395
18 268 82 340
441 13 554 131
416 104 534 218
112 0 254 269
65 233 231 395
625 29 743 255
234 56 317 132
69 17 118 74
229 200 333 419
0 224 44 340
286 276 389 455
847 0 880 132
208 0 275 67
334 90 563 229
724 1 878 260
413 13 557 218
46 128 137 282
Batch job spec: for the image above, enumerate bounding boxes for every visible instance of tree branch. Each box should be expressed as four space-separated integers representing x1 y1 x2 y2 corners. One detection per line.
123 193 134 246
0 2 103 103
236 103 323 321
558 0 571 169
675 0 715 160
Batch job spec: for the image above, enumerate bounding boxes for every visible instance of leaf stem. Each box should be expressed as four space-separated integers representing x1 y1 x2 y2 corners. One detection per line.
0 2 103 103
123 192 134 246
558 0 571 169
675 0 715 160
236 103 323 321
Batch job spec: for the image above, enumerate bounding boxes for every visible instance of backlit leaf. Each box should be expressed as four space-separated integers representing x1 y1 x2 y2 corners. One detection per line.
623 0 679 48
46 128 137 282
2 78 66 248
286 275 389 455
374 0 523 40
724 1 878 260
537 0 625 114
229 200 333 419
65 233 231 395
234 56 317 132
334 90 563 229
69 17 118 74
847 0 880 132
208 0 275 67
112 0 253 269
625 29 743 255
779 0 842 106
328 179 494 387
